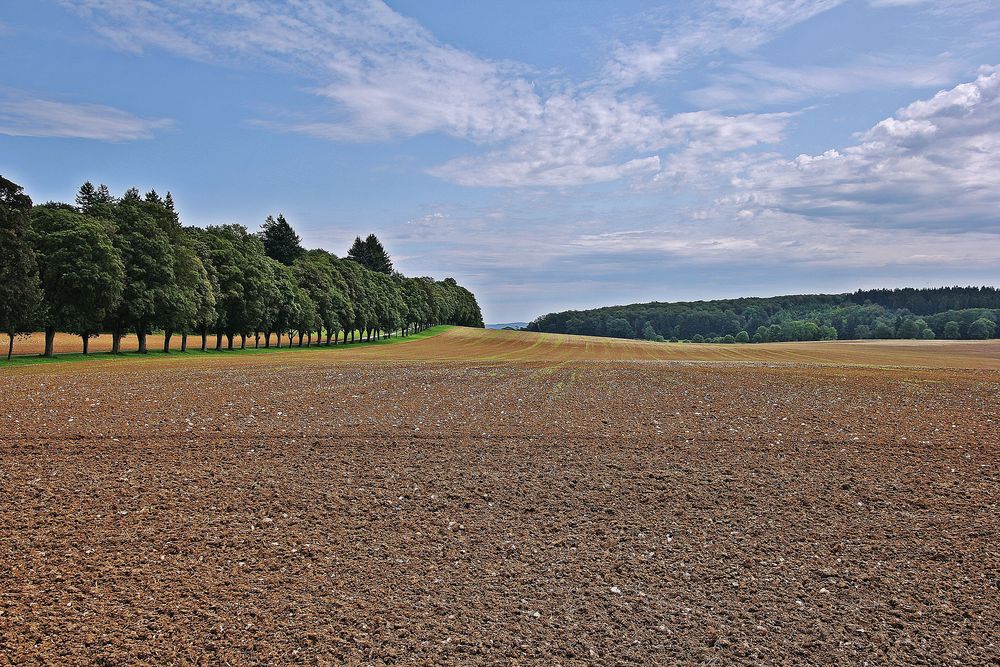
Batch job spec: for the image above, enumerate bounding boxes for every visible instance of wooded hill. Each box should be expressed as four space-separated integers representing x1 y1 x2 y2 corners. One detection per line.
527 287 1000 343
0 176 483 359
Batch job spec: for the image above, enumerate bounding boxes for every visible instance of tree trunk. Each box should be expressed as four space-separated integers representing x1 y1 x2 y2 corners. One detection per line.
226 333 234 350
288 332 294 347
255 332 260 348
181 333 188 352
43 327 56 357
7 333 13 361
201 330 208 352
82 335 89 355
351 330 356 343
163 329 172 353
240 334 246 349
112 329 122 354
216 332 223 350
298 332 305 347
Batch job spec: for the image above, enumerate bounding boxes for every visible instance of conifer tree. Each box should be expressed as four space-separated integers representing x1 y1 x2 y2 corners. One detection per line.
347 236 368 266
364 234 393 274
75 181 97 210
260 213 304 265
347 234 392 274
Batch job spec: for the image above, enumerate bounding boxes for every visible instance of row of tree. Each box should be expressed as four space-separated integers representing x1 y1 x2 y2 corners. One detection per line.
527 288 1000 343
0 176 483 359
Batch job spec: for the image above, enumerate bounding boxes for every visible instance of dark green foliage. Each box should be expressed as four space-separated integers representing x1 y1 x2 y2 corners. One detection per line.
106 191 177 353
293 250 345 343
897 318 921 339
529 287 1000 343
1 180 483 357
606 317 634 339
347 233 393 274
968 317 996 340
943 321 961 339
75 181 115 219
30 204 124 355
735 330 750 343
260 214 304 265
0 176 43 359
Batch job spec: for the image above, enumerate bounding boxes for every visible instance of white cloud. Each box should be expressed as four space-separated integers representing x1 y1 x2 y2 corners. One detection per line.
63 0 797 188
431 105 791 188
62 0 541 143
689 56 965 108
729 67 1000 229
606 0 845 85
0 96 171 141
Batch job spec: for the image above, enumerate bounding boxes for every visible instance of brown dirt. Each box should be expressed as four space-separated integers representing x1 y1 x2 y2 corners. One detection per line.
1 328 998 665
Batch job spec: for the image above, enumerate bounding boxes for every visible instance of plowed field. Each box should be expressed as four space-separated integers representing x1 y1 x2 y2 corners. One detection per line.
1 327 998 665
8 326 1000 369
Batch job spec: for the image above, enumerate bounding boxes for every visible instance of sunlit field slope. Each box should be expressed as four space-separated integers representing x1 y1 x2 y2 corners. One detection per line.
374 327 1000 368
6 326 1000 370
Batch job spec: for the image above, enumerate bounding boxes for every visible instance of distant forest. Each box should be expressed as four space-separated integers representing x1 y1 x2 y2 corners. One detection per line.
0 175 483 359
527 287 1000 343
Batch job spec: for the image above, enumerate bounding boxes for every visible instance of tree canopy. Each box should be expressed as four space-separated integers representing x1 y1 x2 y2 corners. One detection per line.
0 176 43 359
0 176 484 357
260 214 304 265
347 233 393 274
528 287 1000 343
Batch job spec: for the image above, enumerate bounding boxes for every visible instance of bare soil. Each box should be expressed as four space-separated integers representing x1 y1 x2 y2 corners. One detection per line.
1 328 997 665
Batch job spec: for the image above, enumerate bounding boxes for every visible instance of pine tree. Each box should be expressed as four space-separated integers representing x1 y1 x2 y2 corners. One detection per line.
347 236 368 266
364 234 393 274
260 213 304 265
347 234 393 274
96 184 113 203
76 181 97 210
76 182 116 219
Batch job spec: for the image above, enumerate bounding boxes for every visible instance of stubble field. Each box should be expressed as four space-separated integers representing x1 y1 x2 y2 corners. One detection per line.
1 327 998 665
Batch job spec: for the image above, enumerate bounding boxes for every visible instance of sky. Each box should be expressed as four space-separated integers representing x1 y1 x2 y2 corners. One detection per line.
1 1 999 323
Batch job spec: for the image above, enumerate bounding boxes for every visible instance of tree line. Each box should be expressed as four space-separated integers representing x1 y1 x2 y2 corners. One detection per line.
0 176 483 360
527 287 1000 343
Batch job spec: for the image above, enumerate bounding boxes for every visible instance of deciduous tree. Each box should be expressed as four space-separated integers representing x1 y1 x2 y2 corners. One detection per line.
31 205 124 355
0 176 43 360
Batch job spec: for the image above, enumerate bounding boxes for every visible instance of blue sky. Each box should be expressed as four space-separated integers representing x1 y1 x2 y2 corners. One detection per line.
1 1 998 322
